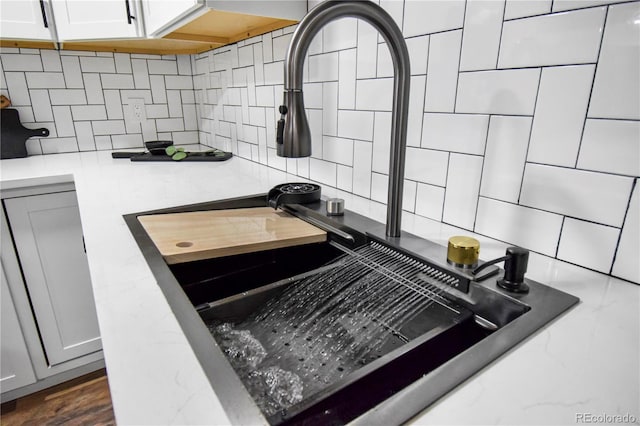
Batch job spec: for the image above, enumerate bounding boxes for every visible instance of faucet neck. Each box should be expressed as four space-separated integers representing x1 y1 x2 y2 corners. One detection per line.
281 0 410 237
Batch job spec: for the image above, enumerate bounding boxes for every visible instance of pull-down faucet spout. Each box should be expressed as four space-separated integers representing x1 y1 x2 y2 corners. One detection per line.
276 0 410 238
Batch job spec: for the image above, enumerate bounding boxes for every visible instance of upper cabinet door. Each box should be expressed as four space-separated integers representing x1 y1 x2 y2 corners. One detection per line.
0 0 54 40
51 0 142 41
142 0 204 37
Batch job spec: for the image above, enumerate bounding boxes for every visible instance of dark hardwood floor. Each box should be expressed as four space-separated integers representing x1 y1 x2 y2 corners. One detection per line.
1 369 115 426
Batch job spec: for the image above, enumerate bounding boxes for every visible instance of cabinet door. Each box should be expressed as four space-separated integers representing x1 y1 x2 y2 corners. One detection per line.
51 0 141 40
4 191 102 366
0 0 53 40
1 264 37 393
142 0 203 37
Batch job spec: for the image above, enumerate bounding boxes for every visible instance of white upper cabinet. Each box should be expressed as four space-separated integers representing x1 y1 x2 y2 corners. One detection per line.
143 0 205 37
0 0 54 40
51 0 143 41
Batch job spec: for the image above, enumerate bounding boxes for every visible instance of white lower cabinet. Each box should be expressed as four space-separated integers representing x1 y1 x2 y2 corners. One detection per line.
1 183 103 401
1 265 37 393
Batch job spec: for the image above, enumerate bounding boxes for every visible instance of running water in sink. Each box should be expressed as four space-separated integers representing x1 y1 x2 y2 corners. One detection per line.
207 242 477 418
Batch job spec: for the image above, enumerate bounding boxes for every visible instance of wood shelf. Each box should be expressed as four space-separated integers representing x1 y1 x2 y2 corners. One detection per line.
0 9 297 55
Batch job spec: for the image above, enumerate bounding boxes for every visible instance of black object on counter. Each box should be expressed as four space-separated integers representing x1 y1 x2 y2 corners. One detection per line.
111 151 232 162
472 247 530 293
268 182 321 209
1 109 49 159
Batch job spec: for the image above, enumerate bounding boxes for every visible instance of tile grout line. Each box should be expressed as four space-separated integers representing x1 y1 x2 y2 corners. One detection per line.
609 177 637 275
517 67 543 204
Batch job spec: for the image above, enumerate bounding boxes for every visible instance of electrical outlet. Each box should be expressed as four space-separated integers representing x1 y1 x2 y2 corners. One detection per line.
129 98 146 123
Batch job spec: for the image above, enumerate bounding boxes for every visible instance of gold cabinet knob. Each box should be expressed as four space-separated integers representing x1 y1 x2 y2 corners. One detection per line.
447 236 480 268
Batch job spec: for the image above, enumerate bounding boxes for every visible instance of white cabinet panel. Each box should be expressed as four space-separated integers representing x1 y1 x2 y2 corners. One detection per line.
4 191 102 366
1 265 37 394
143 0 204 37
0 0 53 40
51 0 141 40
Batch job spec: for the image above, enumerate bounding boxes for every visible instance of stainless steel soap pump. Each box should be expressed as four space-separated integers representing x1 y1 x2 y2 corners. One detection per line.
276 0 410 238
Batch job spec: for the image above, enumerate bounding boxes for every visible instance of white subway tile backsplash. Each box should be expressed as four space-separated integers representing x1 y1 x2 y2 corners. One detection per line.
167 90 182 117
443 153 483 230
338 49 357 109
262 34 273 63
376 43 393 78
263 62 283 85
552 0 629 12
115 53 132 74
92 120 126 135
147 59 178 75
557 218 619 274
29 89 53 122
504 0 551 20
145 104 169 119
588 2 640 120
150 75 167 103
272 33 293 62
183 104 198 131
353 140 373 198
370 172 388 204
94 135 112 150
424 30 462 113
101 74 135 89
83 73 105 104
1 54 42 71
165 75 193 90
372 111 391 174
405 147 449 186
49 89 87 105
52 106 75 137
403 0 465 37
520 164 634 227
80 56 115 73
356 77 393 111
475 197 563 256
309 52 339 82
498 7 606 68
415 183 445 221
249 107 266 127
528 65 595 167
25 72 65 88
71 105 107 121
156 118 184 133
460 0 504 71
112 133 144 149
323 136 353 166
132 59 150 89
41 50 62 72
480 115 531 203
613 183 639 283
337 110 374 141
309 157 337 187
5 72 30 105
256 86 274 107
337 164 353 192
13 106 34 123
456 68 540 115
407 75 426 147
323 82 338 136
323 18 358 52
104 90 124 119
74 121 95 151
238 46 254 68
61 56 84 88
578 119 640 177
421 113 489 155
356 22 377 80
406 35 429 76
41 137 78 154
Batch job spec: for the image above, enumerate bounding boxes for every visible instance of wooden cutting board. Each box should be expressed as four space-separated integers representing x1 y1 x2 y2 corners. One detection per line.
138 207 327 264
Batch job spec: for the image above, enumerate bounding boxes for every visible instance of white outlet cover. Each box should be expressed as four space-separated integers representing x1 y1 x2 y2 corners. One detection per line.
129 98 146 122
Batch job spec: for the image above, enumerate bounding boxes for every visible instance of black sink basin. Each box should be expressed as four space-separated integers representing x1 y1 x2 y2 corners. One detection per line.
124 194 578 425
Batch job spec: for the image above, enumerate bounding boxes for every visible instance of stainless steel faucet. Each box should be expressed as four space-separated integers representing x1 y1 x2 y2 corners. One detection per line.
277 0 410 238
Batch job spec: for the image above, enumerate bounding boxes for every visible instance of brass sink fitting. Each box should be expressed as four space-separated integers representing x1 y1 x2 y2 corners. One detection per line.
447 236 480 269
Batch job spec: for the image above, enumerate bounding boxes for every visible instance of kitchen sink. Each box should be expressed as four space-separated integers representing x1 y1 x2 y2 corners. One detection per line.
124 194 578 425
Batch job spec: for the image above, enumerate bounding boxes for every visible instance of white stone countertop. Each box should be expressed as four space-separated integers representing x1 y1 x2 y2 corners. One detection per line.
1 150 638 426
